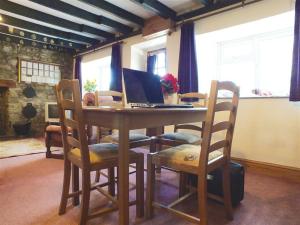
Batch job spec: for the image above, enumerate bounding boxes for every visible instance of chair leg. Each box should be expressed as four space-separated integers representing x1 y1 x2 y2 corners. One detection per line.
179 172 189 197
136 154 144 218
116 166 120 200
155 145 162 173
46 146 52 158
150 141 161 174
72 165 80 206
198 172 208 225
45 132 52 158
108 168 115 196
59 160 71 215
95 170 101 183
222 162 233 220
96 126 102 143
146 154 155 219
79 170 91 225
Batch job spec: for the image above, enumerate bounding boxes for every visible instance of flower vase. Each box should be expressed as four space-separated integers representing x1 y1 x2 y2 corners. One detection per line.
164 94 174 104
83 92 95 106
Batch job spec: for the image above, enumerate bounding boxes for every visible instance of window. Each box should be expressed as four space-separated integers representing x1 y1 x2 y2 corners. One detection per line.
197 11 294 97
81 56 111 94
148 49 166 76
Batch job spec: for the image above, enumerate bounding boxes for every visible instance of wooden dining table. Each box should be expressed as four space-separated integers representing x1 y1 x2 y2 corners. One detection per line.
77 106 207 225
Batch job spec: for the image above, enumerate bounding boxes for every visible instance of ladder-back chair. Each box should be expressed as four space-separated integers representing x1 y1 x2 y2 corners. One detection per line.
56 80 144 225
94 90 152 183
158 92 208 147
146 80 240 225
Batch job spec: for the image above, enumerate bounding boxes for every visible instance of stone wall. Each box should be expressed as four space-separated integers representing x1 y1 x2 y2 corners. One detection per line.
0 40 73 137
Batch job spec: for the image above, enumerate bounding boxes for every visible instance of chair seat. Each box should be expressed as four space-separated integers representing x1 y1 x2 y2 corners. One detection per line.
160 132 201 144
68 143 138 170
152 144 223 174
46 125 72 133
46 125 61 133
101 133 150 143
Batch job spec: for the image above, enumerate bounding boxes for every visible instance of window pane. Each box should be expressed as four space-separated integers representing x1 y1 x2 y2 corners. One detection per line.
258 35 292 96
149 49 166 77
220 61 255 96
156 68 166 76
197 11 294 97
81 56 111 94
221 40 253 62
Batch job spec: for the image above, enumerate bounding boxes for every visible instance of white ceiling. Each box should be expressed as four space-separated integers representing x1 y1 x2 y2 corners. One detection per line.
0 0 204 48
159 0 202 14
4 0 202 37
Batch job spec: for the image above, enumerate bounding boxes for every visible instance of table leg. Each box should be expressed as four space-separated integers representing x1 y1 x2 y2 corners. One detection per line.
72 164 80 206
146 127 163 137
118 116 130 225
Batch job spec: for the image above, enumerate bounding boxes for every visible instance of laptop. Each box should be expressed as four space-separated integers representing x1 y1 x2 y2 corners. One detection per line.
123 68 193 108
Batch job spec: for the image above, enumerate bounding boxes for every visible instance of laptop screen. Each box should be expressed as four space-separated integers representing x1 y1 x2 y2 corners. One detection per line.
123 68 164 104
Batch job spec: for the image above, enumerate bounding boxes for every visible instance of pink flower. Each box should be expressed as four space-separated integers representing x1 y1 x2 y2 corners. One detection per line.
160 73 179 94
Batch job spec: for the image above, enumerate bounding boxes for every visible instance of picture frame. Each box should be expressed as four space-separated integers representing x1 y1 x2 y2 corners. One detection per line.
18 58 62 84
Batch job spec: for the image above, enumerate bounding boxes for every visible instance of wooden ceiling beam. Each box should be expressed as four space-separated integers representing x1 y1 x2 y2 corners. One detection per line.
132 0 177 20
0 0 114 39
0 33 75 52
29 0 133 34
0 25 86 50
0 14 99 45
176 0 243 21
79 0 144 26
194 0 214 6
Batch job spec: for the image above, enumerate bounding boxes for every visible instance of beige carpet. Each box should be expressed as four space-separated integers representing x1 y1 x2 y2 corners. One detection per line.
0 138 48 158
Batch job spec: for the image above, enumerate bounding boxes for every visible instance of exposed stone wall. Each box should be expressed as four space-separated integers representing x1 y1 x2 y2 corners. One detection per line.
0 40 73 137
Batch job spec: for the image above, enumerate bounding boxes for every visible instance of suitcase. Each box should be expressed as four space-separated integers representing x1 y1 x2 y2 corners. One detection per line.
189 162 245 207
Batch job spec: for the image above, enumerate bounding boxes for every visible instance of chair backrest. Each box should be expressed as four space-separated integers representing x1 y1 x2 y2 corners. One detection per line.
175 92 208 132
177 92 207 108
55 79 90 167
199 80 240 172
95 90 124 107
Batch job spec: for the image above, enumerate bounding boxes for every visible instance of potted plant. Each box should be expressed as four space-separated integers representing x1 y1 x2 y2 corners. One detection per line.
83 79 96 106
160 73 179 103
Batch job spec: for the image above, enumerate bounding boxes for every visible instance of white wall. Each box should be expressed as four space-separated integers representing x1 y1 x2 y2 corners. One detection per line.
82 0 300 169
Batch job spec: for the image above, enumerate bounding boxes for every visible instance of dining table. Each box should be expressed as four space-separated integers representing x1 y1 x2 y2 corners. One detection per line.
75 106 207 225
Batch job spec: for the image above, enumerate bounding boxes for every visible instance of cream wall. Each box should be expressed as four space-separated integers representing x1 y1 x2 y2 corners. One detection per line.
81 47 111 63
82 0 300 168
232 98 300 168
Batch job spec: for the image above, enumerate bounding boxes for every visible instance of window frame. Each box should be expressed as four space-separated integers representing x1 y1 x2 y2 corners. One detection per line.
147 48 167 76
215 27 293 98
81 56 112 94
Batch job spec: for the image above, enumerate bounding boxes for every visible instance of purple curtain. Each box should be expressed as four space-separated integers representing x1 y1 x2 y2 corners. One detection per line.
74 56 82 94
178 22 198 95
147 54 157 74
290 0 300 101
110 43 122 93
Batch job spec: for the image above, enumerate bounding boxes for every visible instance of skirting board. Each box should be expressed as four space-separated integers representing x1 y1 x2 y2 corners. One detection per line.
232 157 300 183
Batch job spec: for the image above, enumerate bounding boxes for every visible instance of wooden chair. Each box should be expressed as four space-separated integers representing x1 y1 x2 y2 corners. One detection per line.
94 90 124 143
146 80 240 225
45 122 64 159
156 92 207 177
94 90 152 182
56 79 144 225
94 90 150 144
158 92 207 147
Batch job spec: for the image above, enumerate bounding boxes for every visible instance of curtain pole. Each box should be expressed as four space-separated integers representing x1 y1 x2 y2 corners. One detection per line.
74 40 124 58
